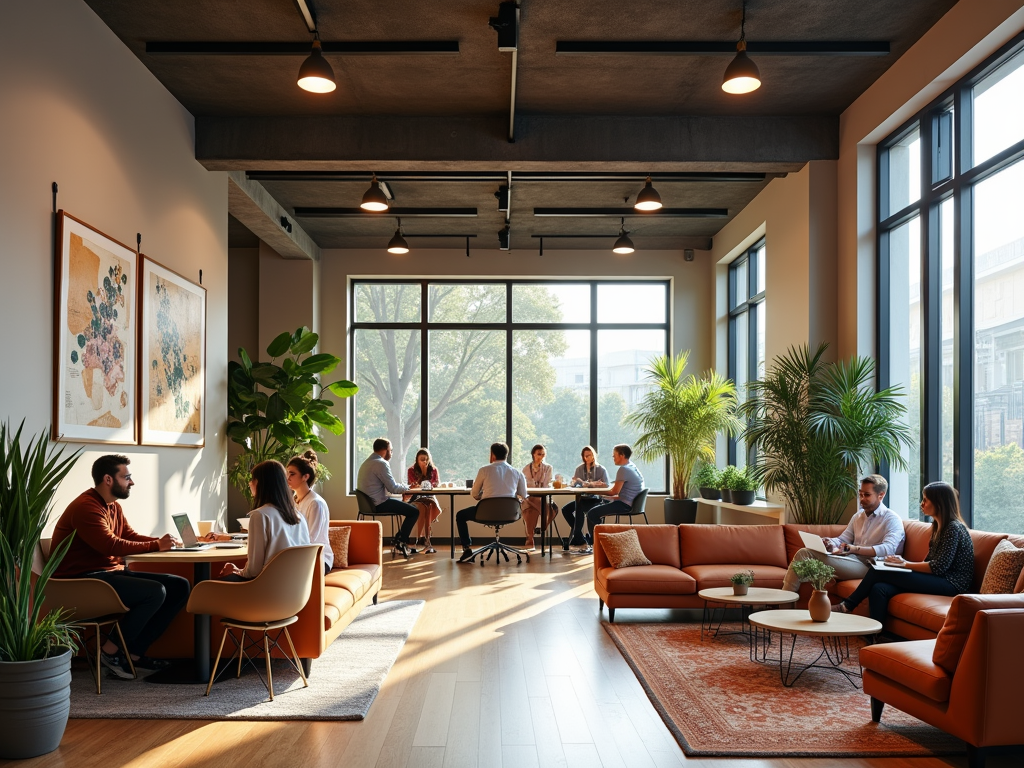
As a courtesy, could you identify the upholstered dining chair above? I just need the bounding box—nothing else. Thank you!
[466,497,530,566]
[186,544,322,700]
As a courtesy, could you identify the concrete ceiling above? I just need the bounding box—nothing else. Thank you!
[86,0,958,252]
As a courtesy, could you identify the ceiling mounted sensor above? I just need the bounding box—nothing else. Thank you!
[612,218,635,254]
[723,1,761,94]
[297,38,337,92]
[360,175,390,212]
[634,176,663,211]
[387,218,410,254]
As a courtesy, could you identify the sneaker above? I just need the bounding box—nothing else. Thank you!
[132,656,172,672]
[458,548,476,564]
[571,545,593,555]
[100,651,135,680]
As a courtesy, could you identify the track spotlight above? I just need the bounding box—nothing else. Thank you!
[722,1,761,94]
[612,218,634,254]
[360,174,390,212]
[387,218,409,254]
[498,225,511,251]
[634,176,663,211]
[297,38,337,93]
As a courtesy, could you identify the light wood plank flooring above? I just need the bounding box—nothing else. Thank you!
[5,551,1018,768]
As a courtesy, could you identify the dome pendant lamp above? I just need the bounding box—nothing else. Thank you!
[722,1,761,94]
[297,38,337,94]
[634,175,663,211]
[361,174,390,212]
[612,218,635,254]
[387,218,410,254]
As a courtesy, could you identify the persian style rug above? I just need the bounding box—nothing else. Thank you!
[70,600,423,720]
[603,622,965,758]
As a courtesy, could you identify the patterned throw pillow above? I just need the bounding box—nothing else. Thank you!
[600,529,652,569]
[979,539,1024,594]
[327,526,351,571]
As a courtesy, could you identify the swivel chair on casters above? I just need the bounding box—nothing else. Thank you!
[465,497,530,566]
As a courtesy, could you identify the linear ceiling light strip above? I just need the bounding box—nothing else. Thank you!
[533,207,728,217]
[555,41,889,55]
[146,41,460,55]
[245,171,768,183]
[293,207,478,217]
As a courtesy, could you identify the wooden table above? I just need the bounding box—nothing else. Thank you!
[697,498,786,524]
[532,486,613,556]
[697,587,800,643]
[125,544,248,681]
[748,609,882,687]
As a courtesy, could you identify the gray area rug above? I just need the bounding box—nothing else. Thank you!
[69,600,424,721]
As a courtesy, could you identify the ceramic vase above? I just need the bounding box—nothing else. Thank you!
[732,583,749,596]
[808,589,832,622]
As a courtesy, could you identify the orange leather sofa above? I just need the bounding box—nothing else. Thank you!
[593,521,1024,636]
[860,594,1024,767]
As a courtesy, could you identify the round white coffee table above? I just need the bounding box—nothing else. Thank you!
[697,587,800,644]
[748,609,882,687]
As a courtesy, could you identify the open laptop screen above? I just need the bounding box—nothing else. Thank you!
[171,514,199,547]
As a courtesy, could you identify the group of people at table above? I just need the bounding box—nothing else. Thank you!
[43,452,974,681]
[355,438,647,561]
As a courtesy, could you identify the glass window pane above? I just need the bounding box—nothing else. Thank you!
[756,245,766,295]
[973,51,1024,167]
[512,284,591,323]
[427,330,506,484]
[887,216,922,518]
[353,329,421,478]
[512,330,590,478]
[428,283,505,323]
[973,158,1024,534]
[733,312,749,470]
[735,260,749,303]
[354,283,420,323]
[596,330,666,492]
[756,300,766,381]
[597,283,666,324]
[932,107,954,185]
[886,126,921,218]
[940,198,955,485]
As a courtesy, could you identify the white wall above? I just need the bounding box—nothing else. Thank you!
[0,0,228,534]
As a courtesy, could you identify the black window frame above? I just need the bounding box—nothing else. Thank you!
[727,238,766,466]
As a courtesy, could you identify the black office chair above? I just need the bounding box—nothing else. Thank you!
[355,489,403,559]
[465,497,530,566]
[596,489,650,525]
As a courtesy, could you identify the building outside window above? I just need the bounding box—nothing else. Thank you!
[350,280,669,493]
[878,35,1024,533]
[728,239,766,468]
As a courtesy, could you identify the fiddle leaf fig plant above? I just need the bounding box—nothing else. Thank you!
[227,327,358,503]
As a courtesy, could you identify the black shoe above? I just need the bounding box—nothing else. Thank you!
[394,541,417,558]
[100,651,135,680]
[133,656,172,672]
[458,548,475,564]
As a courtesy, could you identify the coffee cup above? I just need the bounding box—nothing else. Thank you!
[197,520,213,536]
[465,479,473,488]
[421,481,432,491]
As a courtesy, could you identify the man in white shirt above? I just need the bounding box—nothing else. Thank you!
[456,442,527,563]
[781,474,905,593]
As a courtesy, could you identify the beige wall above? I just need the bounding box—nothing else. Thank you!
[1,0,228,534]
[257,241,316,359]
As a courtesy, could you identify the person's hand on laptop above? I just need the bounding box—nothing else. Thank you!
[199,532,233,542]
[156,533,176,551]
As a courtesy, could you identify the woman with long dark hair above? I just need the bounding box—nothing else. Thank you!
[406,448,443,553]
[221,460,310,580]
[287,450,332,574]
[838,481,974,625]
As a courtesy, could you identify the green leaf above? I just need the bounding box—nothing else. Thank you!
[266,331,292,358]
[279,393,307,412]
[308,410,345,435]
[327,380,359,398]
[290,330,319,356]
[250,364,283,387]
[287,380,315,397]
[298,353,339,375]
[226,422,251,441]
[238,347,253,372]
[308,436,329,453]
[266,393,286,423]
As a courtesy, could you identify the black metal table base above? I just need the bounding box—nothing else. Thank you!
[751,625,866,688]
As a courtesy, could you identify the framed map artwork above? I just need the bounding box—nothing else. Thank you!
[53,211,137,444]
[139,257,206,447]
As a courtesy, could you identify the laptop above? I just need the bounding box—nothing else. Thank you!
[798,530,851,556]
[170,514,215,551]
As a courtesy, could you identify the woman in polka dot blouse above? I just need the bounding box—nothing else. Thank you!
[837,481,974,626]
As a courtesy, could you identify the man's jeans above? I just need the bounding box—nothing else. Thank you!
[79,569,190,655]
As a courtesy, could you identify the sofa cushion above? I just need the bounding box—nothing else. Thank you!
[932,593,1024,674]
[902,520,934,562]
[322,585,355,631]
[682,564,788,590]
[595,525,681,568]
[328,525,351,569]
[860,640,952,702]
[599,529,652,569]
[980,539,1024,594]
[783,524,846,562]
[325,567,374,602]
[887,593,954,634]
[969,529,1010,591]
[680,525,788,568]
[597,565,697,595]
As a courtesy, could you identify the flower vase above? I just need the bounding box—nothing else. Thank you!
[732,583,749,596]
[808,589,832,622]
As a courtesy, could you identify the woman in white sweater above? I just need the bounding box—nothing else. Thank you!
[287,450,333,574]
[221,460,310,580]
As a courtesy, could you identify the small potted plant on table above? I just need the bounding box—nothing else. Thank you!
[695,463,721,500]
[730,569,755,596]
[791,559,837,622]
[730,466,757,505]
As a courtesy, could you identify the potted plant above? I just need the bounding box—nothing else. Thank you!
[0,422,82,759]
[695,463,721,500]
[730,569,755,596]
[730,466,757,506]
[791,558,836,622]
[227,326,358,514]
[626,351,742,525]
[719,465,743,503]
[741,342,913,524]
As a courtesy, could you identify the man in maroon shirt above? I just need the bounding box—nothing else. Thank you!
[51,455,189,678]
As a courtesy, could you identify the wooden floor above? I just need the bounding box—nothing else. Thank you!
[6,551,1016,768]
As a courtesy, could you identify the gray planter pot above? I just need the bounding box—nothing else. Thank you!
[720,488,733,503]
[0,648,72,759]
[664,497,698,525]
[731,490,756,505]
[699,487,721,500]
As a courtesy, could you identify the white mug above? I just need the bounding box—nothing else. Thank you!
[421,481,432,491]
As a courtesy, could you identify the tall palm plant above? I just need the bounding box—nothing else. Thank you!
[740,343,913,525]
[627,351,743,500]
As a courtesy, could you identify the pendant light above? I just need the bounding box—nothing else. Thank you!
[387,218,410,254]
[297,38,337,94]
[634,175,663,211]
[612,218,635,254]
[361,174,390,212]
[722,1,761,94]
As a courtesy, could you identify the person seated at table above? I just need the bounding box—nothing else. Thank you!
[286,450,332,575]
[357,438,420,558]
[562,445,609,548]
[221,460,310,581]
[579,444,646,555]
[51,454,188,679]
[521,444,559,551]
[781,474,904,593]
[456,442,527,563]
[837,481,974,626]
[406,448,443,554]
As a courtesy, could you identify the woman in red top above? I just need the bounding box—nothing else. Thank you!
[406,448,443,553]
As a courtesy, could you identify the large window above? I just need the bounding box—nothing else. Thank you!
[878,34,1024,533]
[728,239,766,467]
[351,281,669,492]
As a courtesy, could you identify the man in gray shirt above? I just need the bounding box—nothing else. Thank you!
[356,438,420,557]
[781,474,905,592]
[456,442,527,562]
[578,444,646,554]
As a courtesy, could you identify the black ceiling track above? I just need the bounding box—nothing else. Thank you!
[248,171,768,183]
[556,41,889,56]
[533,207,729,218]
[146,41,460,55]
[293,207,478,218]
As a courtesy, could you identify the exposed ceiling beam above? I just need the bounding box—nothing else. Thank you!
[145,41,460,55]
[534,207,729,218]
[227,171,320,260]
[555,41,890,55]
[293,207,478,217]
[245,170,770,183]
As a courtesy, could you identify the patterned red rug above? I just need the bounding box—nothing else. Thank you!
[603,622,966,758]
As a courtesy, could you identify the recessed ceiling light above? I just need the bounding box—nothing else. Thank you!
[722,2,760,94]
[297,39,337,93]
[361,175,390,212]
[634,176,663,211]
[387,219,409,254]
